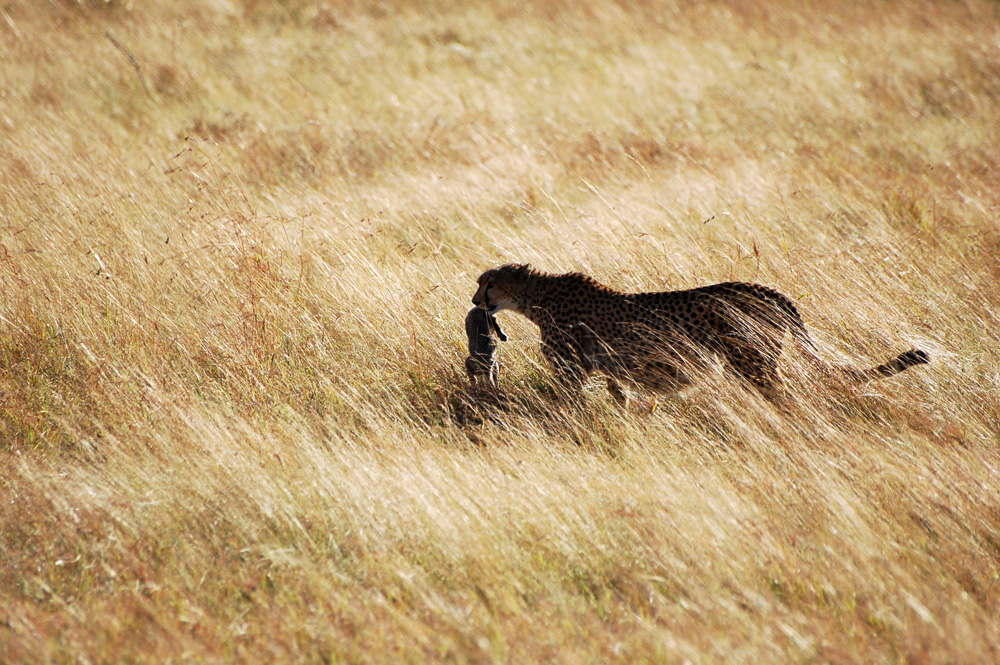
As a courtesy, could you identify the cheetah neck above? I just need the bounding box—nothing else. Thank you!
[508,270,549,325]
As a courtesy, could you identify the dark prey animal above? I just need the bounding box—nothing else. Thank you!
[464,306,508,390]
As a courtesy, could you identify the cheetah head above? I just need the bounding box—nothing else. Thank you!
[472,263,533,315]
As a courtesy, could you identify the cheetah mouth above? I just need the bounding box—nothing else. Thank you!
[478,296,497,314]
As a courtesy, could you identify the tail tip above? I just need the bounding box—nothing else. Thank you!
[903,348,930,365]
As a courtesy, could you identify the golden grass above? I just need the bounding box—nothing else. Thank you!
[2,0,999,662]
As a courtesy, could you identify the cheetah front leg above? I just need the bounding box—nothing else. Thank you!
[540,341,590,399]
[552,358,590,397]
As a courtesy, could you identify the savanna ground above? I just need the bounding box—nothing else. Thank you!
[2,0,1000,663]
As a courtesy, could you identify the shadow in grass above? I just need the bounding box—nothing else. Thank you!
[403,362,641,455]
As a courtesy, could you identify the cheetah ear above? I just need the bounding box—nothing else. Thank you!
[488,313,508,342]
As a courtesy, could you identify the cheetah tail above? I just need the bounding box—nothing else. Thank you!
[787,319,929,383]
[781,295,929,383]
[845,348,930,382]
[799,344,930,383]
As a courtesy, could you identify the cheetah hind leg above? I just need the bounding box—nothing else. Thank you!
[723,345,789,404]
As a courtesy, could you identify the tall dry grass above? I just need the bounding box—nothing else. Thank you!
[2,0,999,663]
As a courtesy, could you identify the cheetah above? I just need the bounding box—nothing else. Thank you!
[471,263,929,401]
[464,306,508,390]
